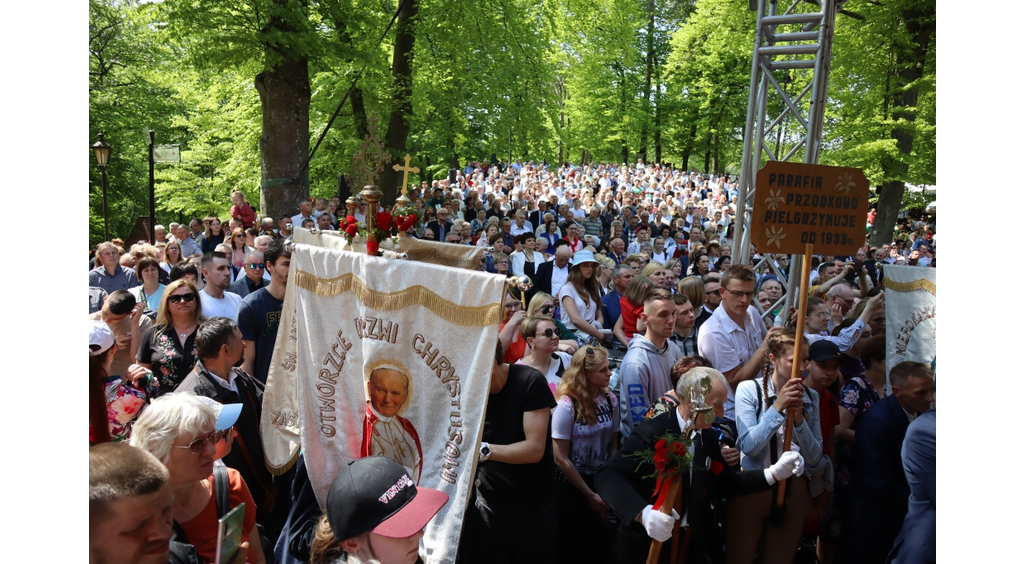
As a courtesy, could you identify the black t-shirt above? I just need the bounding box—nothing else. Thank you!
[237,287,284,384]
[476,364,557,506]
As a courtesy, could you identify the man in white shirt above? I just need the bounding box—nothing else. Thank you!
[290,197,314,228]
[198,251,242,321]
[697,265,780,419]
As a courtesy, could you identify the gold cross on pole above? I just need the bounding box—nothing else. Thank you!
[393,154,420,196]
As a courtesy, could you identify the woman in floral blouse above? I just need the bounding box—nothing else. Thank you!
[136,279,206,396]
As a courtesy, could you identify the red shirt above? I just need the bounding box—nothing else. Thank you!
[501,321,528,364]
[231,203,256,228]
[179,467,258,563]
[619,296,643,341]
[818,388,839,456]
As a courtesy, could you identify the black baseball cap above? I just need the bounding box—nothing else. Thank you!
[807,340,842,363]
[326,457,449,541]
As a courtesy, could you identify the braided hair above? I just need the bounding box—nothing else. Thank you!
[762,328,798,410]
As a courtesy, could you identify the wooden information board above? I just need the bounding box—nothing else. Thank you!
[751,161,869,256]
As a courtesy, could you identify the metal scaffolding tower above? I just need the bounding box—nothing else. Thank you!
[731,0,840,321]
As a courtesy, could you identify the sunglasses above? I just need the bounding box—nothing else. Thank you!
[247,263,265,270]
[540,305,554,315]
[168,293,196,304]
[534,328,556,338]
[173,429,231,454]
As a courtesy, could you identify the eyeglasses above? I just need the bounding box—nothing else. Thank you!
[814,311,831,319]
[504,301,522,310]
[173,429,231,454]
[247,263,265,270]
[722,288,754,299]
[168,293,197,304]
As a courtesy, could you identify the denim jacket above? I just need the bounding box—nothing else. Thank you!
[735,377,823,473]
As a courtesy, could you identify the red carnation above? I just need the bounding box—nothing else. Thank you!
[345,215,356,224]
[670,441,688,457]
[376,212,393,230]
[345,225,358,237]
[710,459,724,475]
[653,450,667,472]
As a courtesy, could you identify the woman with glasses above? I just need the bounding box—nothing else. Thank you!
[162,239,184,275]
[795,294,884,355]
[526,292,580,354]
[551,344,619,563]
[132,393,265,564]
[136,280,206,396]
[229,228,250,270]
[516,315,573,396]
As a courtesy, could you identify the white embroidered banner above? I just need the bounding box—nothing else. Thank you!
[261,242,504,564]
[882,265,936,393]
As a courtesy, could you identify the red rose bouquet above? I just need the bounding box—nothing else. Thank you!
[627,430,694,511]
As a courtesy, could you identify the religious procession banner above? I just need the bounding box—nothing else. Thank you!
[882,264,936,392]
[261,242,505,564]
[293,226,486,270]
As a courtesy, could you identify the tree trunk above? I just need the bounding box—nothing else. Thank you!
[378,0,418,206]
[870,4,934,248]
[639,4,655,160]
[333,20,369,140]
[681,122,697,172]
[712,132,720,174]
[654,69,662,164]
[256,52,311,222]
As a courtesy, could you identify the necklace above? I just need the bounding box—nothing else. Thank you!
[174,322,196,339]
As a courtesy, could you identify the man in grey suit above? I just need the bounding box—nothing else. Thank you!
[228,250,268,299]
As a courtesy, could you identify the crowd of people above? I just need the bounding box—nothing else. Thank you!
[89,161,936,564]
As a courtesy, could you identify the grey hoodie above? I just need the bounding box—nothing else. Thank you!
[618,334,683,439]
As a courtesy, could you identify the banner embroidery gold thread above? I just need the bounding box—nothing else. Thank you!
[294,270,502,326]
[882,277,936,296]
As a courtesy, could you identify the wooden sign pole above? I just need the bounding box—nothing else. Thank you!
[776,242,813,507]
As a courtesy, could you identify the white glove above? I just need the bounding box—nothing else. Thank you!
[768,450,805,483]
[641,504,680,542]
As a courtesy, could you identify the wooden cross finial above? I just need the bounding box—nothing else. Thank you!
[393,154,421,196]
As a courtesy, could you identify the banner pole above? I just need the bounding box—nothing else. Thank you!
[776,242,813,507]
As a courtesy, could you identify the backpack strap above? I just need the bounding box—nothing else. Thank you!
[755,380,763,419]
[213,463,230,519]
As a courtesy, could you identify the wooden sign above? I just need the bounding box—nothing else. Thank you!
[752,161,869,255]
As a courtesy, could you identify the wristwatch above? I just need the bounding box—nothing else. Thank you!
[479,442,492,462]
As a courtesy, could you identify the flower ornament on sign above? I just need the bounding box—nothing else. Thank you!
[835,172,855,195]
[764,188,785,211]
[765,224,787,249]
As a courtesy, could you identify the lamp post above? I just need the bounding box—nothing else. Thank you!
[92,132,112,241]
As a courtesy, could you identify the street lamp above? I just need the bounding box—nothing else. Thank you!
[92,132,112,241]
